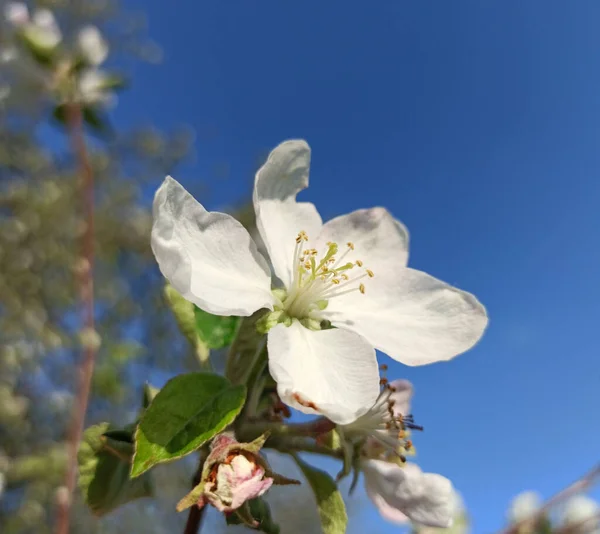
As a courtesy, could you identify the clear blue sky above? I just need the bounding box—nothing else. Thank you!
[118,1,600,531]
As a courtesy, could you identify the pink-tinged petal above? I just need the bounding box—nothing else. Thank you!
[365,480,409,524]
[362,459,454,528]
[208,456,274,512]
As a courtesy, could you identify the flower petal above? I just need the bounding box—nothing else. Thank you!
[253,140,322,289]
[409,472,454,528]
[323,268,487,366]
[152,176,274,316]
[362,460,454,528]
[267,320,379,425]
[314,207,409,269]
[365,483,409,525]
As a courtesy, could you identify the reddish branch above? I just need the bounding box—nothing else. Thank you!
[183,451,209,534]
[54,103,96,534]
[496,464,600,534]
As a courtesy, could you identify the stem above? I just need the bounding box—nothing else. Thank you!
[183,451,209,534]
[495,464,600,534]
[270,438,344,460]
[241,417,336,441]
[54,103,96,534]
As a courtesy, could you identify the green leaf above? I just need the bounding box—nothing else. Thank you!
[131,373,246,477]
[293,456,348,534]
[78,423,153,517]
[164,284,210,366]
[194,306,240,349]
[142,383,160,409]
[226,498,280,534]
[83,107,112,135]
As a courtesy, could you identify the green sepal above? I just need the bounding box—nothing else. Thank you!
[226,498,280,533]
[78,423,153,517]
[293,456,348,534]
[176,481,205,512]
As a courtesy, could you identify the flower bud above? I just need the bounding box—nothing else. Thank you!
[177,433,299,514]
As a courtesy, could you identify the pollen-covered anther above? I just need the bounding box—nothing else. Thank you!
[379,377,388,386]
[332,279,340,285]
[347,242,355,250]
[366,269,374,278]
[296,230,309,243]
[359,283,366,294]
[341,274,349,281]
[356,260,363,267]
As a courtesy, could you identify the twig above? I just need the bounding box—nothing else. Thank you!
[54,103,97,534]
[496,464,600,534]
[184,452,209,534]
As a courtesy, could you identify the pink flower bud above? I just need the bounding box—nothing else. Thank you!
[177,433,298,515]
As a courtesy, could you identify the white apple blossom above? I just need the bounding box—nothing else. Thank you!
[4,3,62,50]
[151,140,488,424]
[77,69,114,106]
[508,491,542,524]
[561,495,600,533]
[363,459,455,528]
[77,25,108,66]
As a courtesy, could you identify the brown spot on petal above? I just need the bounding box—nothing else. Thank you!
[292,392,319,411]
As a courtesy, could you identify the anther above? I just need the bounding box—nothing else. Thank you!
[359,283,365,294]
[366,269,374,278]
[380,364,388,371]
[379,378,388,386]
[332,278,340,285]
[347,242,355,250]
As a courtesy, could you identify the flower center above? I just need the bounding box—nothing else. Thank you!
[343,377,422,461]
[280,231,374,320]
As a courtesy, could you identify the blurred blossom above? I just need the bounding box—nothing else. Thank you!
[0,46,18,63]
[78,69,115,106]
[415,490,469,534]
[507,491,542,524]
[561,495,600,533]
[362,459,455,528]
[4,2,28,26]
[5,4,63,51]
[77,25,109,66]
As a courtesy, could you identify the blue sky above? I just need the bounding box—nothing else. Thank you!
[118,1,600,531]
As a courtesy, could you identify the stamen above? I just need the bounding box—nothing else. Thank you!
[359,283,365,294]
[347,242,355,250]
[366,269,374,278]
[355,260,363,267]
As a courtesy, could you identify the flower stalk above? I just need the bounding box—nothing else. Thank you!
[54,101,97,534]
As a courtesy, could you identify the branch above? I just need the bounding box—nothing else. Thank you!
[54,103,97,534]
[184,451,209,534]
[496,464,600,534]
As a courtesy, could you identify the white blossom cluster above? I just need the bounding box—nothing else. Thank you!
[2,2,115,106]
[151,139,489,527]
[509,490,600,533]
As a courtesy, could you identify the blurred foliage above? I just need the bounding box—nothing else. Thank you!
[0,2,334,533]
[0,0,196,532]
